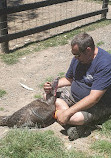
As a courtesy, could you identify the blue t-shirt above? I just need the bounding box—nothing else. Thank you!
[66,48,111,106]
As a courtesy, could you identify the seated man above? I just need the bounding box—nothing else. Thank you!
[44,32,111,140]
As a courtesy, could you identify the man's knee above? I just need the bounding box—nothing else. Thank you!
[69,111,93,125]
[69,112,85,125]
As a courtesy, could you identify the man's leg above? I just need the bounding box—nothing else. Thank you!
[54,88,89,140]
[55,88,91,126]
[56,91,111,126]
[55,98,69,111]
[55,88,111,140]
[67,112,88,125]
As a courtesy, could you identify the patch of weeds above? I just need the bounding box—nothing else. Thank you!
[45,76,54,82]
[39,77,54,88]
[0,129,86,158]
[108,50,111,54]
[86,0,103,4]
[0,107,4,111]
[82,20,111,32]
[101,118,111,136]
[0,89,6,98]
[37,36,68,48]
[34,94,42,99]
[32,35,69,55]
[90,155,105,158]
[38,74,65,89]
[0,53,18,65]
[1,49,31,65]
[96,41,104,47]
[91,140,111,157]
[58,72,65,78]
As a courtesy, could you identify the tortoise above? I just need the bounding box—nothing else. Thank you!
[0,78,59,128]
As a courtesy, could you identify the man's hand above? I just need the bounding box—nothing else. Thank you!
[44,82,52,94]
[56,109,70,126]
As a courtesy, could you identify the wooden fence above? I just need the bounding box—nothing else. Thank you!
[0,0,109,53]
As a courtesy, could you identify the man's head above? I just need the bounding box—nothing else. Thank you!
[71,33,95,64]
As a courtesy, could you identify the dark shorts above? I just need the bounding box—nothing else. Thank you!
[57,87,111,124]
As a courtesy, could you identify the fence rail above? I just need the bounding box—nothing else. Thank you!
[0,8,108,43]
[0,0,109,53]
[0,0,74,15]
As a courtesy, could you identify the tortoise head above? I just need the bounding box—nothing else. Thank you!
[46,77,60,105]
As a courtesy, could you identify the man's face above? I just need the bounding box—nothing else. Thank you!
[71,44,93,64]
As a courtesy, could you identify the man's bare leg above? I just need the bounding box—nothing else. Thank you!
[55,98,85,125]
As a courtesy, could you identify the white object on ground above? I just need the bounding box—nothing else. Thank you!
[20,83,34,91]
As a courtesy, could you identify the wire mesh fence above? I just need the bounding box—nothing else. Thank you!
[0,0,110,53]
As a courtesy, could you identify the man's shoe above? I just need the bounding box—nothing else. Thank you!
[67,126,79,141]
[67,126,89,141]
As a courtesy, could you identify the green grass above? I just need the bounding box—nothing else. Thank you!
[0,120,111,158]
[101,118,111,136]
[108,50,111,54]
[91,140,111,157]
[38,72,65,88]
[0,107,4,111]
[96,41,104,47]
[39,77,54,88]
[0,89,6,98]
[87,0,111,5]
[0,129,86,158]
[0,49,31,65]
[58,72,65,78]
[0,20,111,65]
[86,0,103,4]
[88,0,111,5]
[90,118,111,157]
[34,94,42,99]
[0,116,111,158]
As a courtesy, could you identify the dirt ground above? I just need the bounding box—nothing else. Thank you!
[0,5,111,153]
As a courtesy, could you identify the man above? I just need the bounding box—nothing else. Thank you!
[44,32,111,140]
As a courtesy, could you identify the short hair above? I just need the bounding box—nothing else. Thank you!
[71,32,95,53]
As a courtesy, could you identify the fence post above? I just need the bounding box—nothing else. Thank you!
[101,0,109,19]
[0,0,9,53]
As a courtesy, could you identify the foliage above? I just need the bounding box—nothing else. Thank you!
[0,107,4,111]
[91,140,111,157]
[108,50,111,54]
[90,118,111,157]
[39,77,54,88]
[0,49,31,65]
[34,94,42,99]
[0,89,6,98]
[38,72,65,89]
[58,72,65,78]
[101,118,111,136]
[96,41,104,47]
[0,129,86,158]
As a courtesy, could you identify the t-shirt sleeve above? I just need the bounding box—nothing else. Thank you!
[91,64,111,90]
[65,58,74,79]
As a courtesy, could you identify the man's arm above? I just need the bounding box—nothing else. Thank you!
[58,77,72,88]
[57,89,107,124]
